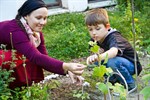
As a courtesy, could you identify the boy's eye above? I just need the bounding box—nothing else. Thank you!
[88,28,93,31]
[96,27,101,30]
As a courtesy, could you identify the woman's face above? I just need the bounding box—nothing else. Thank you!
[25,7,48,32]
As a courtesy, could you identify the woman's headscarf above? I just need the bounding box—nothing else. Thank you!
[17,0,47,18]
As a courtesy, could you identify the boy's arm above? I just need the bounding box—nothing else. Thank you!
[100,47,118,60]
[87,47,118,64]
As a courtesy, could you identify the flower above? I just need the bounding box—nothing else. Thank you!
[134,18,138,22]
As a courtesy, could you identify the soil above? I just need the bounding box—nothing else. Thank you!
[44,56,150,100]
[44,57,87,100]
[50,77,82,100]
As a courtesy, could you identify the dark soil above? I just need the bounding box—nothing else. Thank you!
[50,77,82,100]
[44,57,87,100]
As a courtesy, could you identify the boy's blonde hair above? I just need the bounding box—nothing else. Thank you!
[85,8,109,27]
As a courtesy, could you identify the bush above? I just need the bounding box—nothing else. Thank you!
[109,1,150,52]
[0,68,14,100]
[116,0,149,11]
[43,13,90,61]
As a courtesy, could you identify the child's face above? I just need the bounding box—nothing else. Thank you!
[87,24,109,42]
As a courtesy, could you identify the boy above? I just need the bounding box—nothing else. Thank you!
[85,8,142,93]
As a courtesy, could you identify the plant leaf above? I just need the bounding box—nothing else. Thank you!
[90,45,99,53]
[93,65,107,78]
[141,74,150,82]
[140,86,150,100]
[97,82,108,94]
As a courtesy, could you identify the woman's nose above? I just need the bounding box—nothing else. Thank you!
[40,19,46,25]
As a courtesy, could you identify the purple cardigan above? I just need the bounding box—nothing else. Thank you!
[0,19,65,75]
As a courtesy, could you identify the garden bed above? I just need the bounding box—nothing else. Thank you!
[44,55,150,100]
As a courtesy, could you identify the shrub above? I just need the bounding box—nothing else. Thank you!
[43,13,90,61]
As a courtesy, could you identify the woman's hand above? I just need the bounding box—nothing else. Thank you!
[68,71,84,85]
[86,54,99,65]
[63,63,86,75]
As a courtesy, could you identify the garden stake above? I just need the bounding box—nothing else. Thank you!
[106,69,128,100]
[131,0,139,98]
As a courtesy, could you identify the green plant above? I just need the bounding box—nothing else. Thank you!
[0,44,51,100]
[115,0,149,11]
[11,82,50,100]
[73,90,90,100]
[0,68,14,100]
[0,44,15,100]
[113,0,150,52]
[140,64,150,100]
[87,41,126,100]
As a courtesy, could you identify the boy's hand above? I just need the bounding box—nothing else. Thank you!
[86,54,99,65]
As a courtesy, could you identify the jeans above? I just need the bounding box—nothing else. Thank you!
[106,57,135,84]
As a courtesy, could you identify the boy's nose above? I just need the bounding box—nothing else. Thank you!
[92,30,96,35]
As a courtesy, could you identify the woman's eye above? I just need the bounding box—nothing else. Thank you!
[36,17,41,20]
[44,17,47,20]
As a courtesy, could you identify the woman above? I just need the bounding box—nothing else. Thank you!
[0,0,86,89]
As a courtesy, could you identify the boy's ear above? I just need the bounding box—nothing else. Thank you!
[106,24,110,29]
